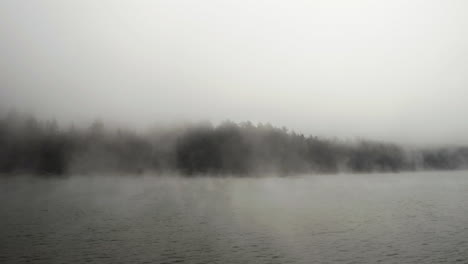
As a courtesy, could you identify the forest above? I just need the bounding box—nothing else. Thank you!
[1,112,468,176]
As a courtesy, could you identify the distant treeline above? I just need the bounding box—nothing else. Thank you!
[1,112,468,176]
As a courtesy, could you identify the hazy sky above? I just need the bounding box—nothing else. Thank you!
[1,0,467,145]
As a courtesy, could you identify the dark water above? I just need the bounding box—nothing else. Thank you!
[2,171,468,264]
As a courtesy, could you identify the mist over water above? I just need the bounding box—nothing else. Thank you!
[2,1,468,263]
[2,113,468,177]
[2,171,468,263]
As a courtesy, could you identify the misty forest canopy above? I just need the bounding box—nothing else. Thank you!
[1,112,468,176]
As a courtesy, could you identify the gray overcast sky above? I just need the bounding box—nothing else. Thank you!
[1,0,467,145]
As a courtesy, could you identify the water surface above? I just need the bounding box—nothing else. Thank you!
[1,171,468,263]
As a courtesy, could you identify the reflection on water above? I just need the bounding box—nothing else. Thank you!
[2,171,468,263]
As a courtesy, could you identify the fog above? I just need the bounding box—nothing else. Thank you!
[3,113,468,176]
[1,0,468,145]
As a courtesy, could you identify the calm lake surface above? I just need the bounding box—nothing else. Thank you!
[2,171,468,264]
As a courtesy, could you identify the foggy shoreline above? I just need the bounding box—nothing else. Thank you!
[2,112,468,177]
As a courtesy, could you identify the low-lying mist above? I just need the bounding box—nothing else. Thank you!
[2,111,468,176]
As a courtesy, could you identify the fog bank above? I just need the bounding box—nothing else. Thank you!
[1,0,468,145]
[2,113,468,176]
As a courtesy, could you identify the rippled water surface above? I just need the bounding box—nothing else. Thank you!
[2,171,468,263]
